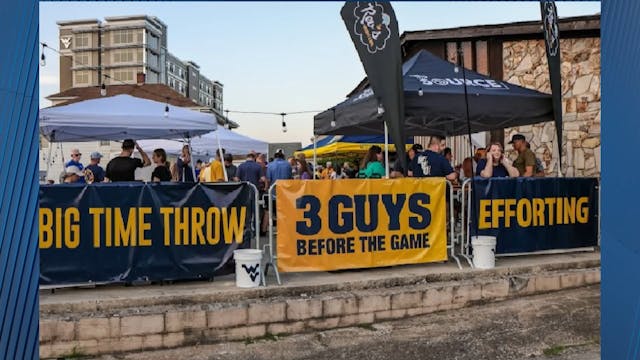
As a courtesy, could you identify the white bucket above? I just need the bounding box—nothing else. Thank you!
[233,249,263,288]
[471,236,497,269]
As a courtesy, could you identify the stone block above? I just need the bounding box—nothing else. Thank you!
[120,314,164,336]
[141,334,163,349]
[560,272,586,289]
[40,319,76,342]
[77,317,119,340]
[374,309,406,321]
[40,340,99,359]
[358,294,391,314]
[339,312,374,327]
[422,286,454,307]
[452,283,482,304]
[406,307,436,317]
[267,321,306,335]
[307,317,340,330]
[535,274,562,292]
[223,325,267,341]
[207,306,248,329]
[286,299,323,321]
[163,332,186,348]
[248,302,286,324]
[391,291,422,310]
[481,280,510,299]
[584,269,601,284]
[323,296,359,317]
[96,336,143,354]
[165,310,207,333]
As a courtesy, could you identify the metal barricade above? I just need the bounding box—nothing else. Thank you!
[263,182,282,286]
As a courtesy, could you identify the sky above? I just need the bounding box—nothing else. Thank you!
[39,1,600,146]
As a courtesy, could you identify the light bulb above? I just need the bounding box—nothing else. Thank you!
[330,120,336,127]
[164,105,169,118]
[282,123,288,133]
[377,104,385,115]
[454,66,459,73]
[40,54,46,67]
[100,83,107,96]
[418,88,424,96]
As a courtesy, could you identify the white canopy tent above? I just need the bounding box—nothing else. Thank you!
[39,94,217,142]
[39,94,219,181]
[138,127,269,158]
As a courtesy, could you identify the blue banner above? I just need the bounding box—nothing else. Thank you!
[39,182,255,285]
[470,178,598,254]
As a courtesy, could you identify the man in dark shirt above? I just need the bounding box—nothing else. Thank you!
[391,144,423,178]
[105,139,151,182]
[224,153,237,180]
[234,153,265,188]
[85,151,105,183]
[409,136,457,180]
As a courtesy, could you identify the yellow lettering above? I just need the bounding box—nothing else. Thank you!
[191,207,206,245]
[544,198,555,226]
[175,208,189,245]
[65,207,80,249]
[39,208,54,249]
[564,197,576,224]
[160,207,173,246]
[516,199,532,227]
[491,199,504,228]
[556,197,563,225]
[533,198,545,226]
[504,199,516,228]
[478,200,491,229]
[105,207,112,247]
[223,207,246,244]
[55,207,63,248]
[138,207,152,246]
[576,197,589,223]
[114,208,136,247]
[89,208,104,248]
[206,207,221,245]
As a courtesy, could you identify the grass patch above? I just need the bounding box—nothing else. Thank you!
[543,344,566,356]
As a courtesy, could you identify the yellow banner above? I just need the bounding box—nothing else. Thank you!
[276,178,447,272]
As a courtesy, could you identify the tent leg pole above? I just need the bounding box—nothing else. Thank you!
[313,135,317,173]
[384,122,389,178]
[188,138,196,182]
[45,141,53,181]
[216,132,228,181]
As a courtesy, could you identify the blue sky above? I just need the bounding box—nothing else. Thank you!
[39,1,600,145]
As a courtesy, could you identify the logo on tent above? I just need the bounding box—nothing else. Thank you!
[353,2,391,54]
[409,75,510,90]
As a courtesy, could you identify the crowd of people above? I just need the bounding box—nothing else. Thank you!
[58,133,545,186]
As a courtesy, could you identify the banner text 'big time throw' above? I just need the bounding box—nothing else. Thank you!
[276,178,448,272]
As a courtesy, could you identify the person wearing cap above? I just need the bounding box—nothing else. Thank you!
[85,151,105,183]
[509,134,536,177]
[62,165,84,184]
[105,139,151,182]
[409,136,457,180]
[64,148,85,183]
[265,149,292,188]
[391,143,423,178]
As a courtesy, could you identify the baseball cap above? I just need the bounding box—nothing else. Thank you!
[65,165,84,176]
[274,148,285,157]
[508,134,526,144]
[90,151,103,159]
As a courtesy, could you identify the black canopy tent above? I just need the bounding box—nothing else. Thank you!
[315,50,554,137]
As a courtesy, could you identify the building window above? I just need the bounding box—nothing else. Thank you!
[112,29,135,45]
[75,71,89,84]
[113,49,135,64]
[113,69,134,82]
[74,52,90,66]
[75,33,89,48]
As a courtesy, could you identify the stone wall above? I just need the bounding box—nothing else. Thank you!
[503,37,601,177]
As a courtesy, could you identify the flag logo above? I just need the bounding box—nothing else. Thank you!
[543,2,560,57]
[353,2,391,54]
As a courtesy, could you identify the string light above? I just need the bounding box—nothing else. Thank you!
[418,87,424,96]
[330,108,336,127]
[40,43,46,67]
[280,113,287,133]
[377,103,385,115]
[164,97,170,118]
[100,83,107,97]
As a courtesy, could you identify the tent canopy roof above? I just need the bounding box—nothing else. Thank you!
[314,50,553,137]
[39,94,218,142]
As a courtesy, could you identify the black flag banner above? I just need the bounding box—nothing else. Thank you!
[341,2,407,173]
[541,0,563,175]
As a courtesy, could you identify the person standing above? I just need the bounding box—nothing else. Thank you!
[85,151,105,183]
[358,145,386,178]
[324,161,337,179]
[62,165,84,184]
[105,139,151,182]
[391,143,423,178]
[202,149,226,182]
[195,159,203,180]
[265,149,292,188]
[176,145,194,182]
[509,134,536,177]
[224,153,237,180]
[65,148,85,183]
[409,136,457,180]
[234,153,265,187]
[476,142,519,178]
[151,148,172,182]
[297,159,313,180]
